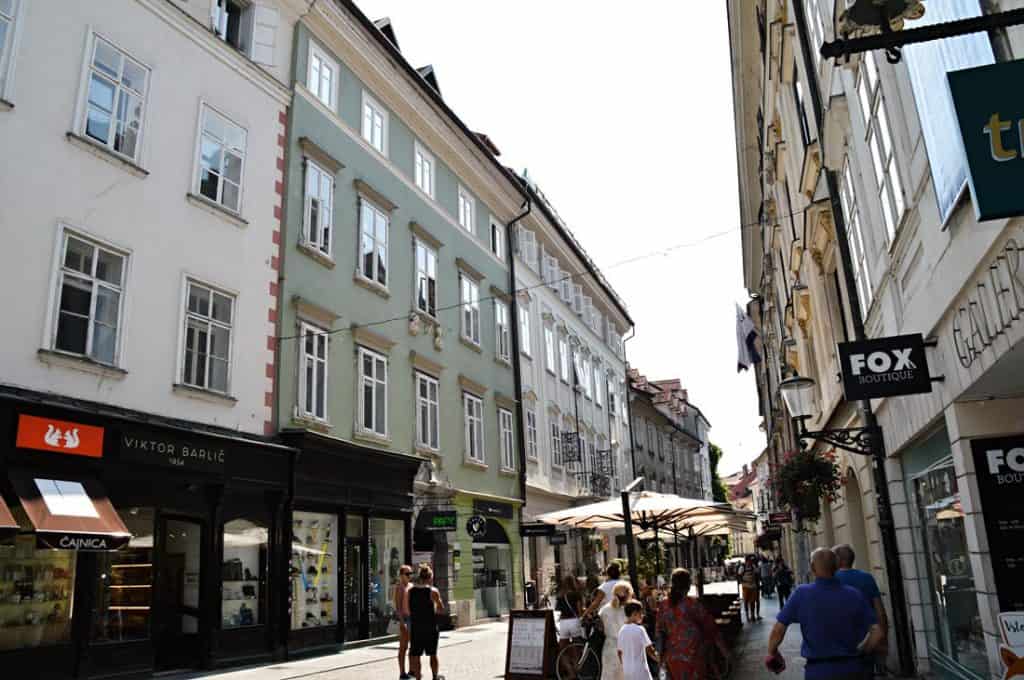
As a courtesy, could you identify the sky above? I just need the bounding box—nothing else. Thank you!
[353,1,762,475]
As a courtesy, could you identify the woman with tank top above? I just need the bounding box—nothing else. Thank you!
[408,564,445,680]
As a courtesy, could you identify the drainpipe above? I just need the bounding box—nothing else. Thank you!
[622,328,639,486]
[505,197,532,604]
[791,4,914,675]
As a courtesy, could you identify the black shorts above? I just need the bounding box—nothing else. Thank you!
[409,628,439,657]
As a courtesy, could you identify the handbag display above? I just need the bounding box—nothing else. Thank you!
[222,558,243,582]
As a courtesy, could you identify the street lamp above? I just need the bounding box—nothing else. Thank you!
[778,375,879,456]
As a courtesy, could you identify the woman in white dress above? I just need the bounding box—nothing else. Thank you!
[598,582,633,680]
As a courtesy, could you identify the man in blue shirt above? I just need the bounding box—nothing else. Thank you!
[834,544,889,674]
[767,548,882,680]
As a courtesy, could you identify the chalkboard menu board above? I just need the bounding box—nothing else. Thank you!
[505,609,557,679]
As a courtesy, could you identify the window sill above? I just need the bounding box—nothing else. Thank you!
[495,356,512,369]
[291,415,333,434]
[172,383,237,406]
[414,310,440,328]
[459,336,483,354]
[463,458,488,470]
[297,241,336,269]
[66,132,149,178]
[521,351,532,360]
[0,98,13,112]
[546,368,557,377]
[353,274,390,299]
[415,444,441,458]
[353,428,392,447]
[38,349,127,380]
[526,456,539,465]
[499,467,517,478]
[186,193,248,228]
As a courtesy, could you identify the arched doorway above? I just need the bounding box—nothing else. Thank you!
[844,469,871,567]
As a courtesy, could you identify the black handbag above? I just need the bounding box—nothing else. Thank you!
[222,558,243,581]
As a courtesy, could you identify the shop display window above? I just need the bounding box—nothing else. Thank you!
[221,519,267,630]
[290,511,337,630]
[0,534,76,651]
[368,518,404,638]
[914,461,990,678]
[92,507,154,643]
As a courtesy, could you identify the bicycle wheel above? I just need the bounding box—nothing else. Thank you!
[574,645,601,680]
[555,643,601,680]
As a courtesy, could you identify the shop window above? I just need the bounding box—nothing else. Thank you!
[290,511,338,630]
[221,518,267,629]
[0,533,76,651]
[368,518,404,638]
[92,507,154,643]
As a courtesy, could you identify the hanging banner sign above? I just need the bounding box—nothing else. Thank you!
[837,334,932,401]
[972,435,1024,614]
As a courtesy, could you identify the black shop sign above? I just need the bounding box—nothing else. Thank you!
[837,334,932,401]
[474,499,514,519]
[972,435,1024,613]
[120,428,227,473]
[520,523,556,537]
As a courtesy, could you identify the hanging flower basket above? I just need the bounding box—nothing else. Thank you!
[772,449,841,524]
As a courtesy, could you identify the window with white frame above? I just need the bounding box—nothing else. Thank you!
[519,304,531,357]
[499,408,515,470]
[460,274,480,345]
[196,105,246,213]
[805,0,826,66]
[0,0,20,95]
[551,421,563,467]
[581,356,592,399]
[415,372,439,451]
[856,51,905,242]
[414,239,437,317]
[525,407,538,460]
[464,392,484,463]
[211,0,254,53]
[298,323,328,419]
[53,232,126,365]
[358,347,387,437]
[358,198,389,287]
[182,281,233,393]
[490,220,504,260]
[840,159,873,316]
[303,160,333,256]
[544,324,556,374]
[308,42,337,110]
[495,299,511,362]
[594,365,603,407]
[458,187,474,233]
[558,334,570,382]
[414,142,434,198]
[81,35,149,161]
[361,91,387,154]
[607,377,616,415]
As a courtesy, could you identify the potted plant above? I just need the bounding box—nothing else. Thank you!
[773,449,841,525]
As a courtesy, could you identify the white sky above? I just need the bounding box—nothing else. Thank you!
[354,1,762,475]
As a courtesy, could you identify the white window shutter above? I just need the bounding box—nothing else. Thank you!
[211,0,226,37]
[561,270,572,303]
[582,295,593,322]
[251,4,279,66]
[547,256,560,292]
[573,285,584,315]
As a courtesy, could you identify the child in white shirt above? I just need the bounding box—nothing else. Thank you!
[617,601,659,680]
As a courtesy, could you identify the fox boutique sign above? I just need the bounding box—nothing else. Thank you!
[837,334,932,401]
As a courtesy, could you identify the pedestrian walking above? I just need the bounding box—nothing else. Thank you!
[773,558,794,609]
[598,582,634,680]
[834,544,889,672]
[760,555,774,598]
[555,575,585,646]
[766,548,883,680]
[656,568,728,680]
[737,555,761,622]
[394,564,414,680]
[618,600,659,680]
[584,562,626,618]
[407,564,446,680]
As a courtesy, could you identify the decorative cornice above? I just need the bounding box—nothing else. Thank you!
[293,295,340,327]
[495,392,517,410]
[455,257,485,282]
[410,350,444,377]
[351,324,396,353]
[298,136,344,174]
[354,178,398,212]
[489,285,511,303]
[458,373,487,396]
[409,221,444,250]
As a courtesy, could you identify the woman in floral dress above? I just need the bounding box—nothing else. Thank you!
[656,569,728,680]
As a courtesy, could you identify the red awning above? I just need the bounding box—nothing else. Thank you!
[9,473,131,551]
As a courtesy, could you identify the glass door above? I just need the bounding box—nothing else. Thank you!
[154,517,203,670]
[343,515,366,641]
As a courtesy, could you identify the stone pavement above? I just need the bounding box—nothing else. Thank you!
[727,586,806,680]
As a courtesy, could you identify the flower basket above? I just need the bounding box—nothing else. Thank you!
[773,449,841,524]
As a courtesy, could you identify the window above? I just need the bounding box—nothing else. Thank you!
[358,198,389,287]
[550,421,563,467]
[581,356,592,399]
[544,324,556,374]
[805,0,825,66]
[0,0,20,96]
[82,35,149,161]
[414,142,434,198]
[303,160,333,256]
[794,79,811,146]
[196,105,246,213]
[222,518,268,629]
[414,239,437,317]
[499,408,515,470]
[298,323,328,420]
[857,51,904,242]
[307,43,337,109]
[458,187,474,233]
[358,347,387,437]
[490,220,504,260]
[594,368,603,408]
[526,408,538,460]
[840,159,872,317]
[415,372,439,450]
[558,334,570,382]
[464,392,484,463]
[361,91,387,154]
[182,281,234,393]
[607,377,616,415]
[460,274,480,345]
[53,232,126,365]
[495,299,511,362]
[212,0,252,52]
[519,304,531,357]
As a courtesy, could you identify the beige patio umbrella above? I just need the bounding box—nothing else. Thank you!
[536,491,733,530]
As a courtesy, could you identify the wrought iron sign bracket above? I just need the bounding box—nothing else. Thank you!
[795,417,880,457]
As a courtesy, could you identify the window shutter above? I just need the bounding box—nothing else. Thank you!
[547,256,559,291]
[573,285,584,315]
[211,0,226,37]
[581,295,592,321]
[251,4,279,66]
[560,270,573,303]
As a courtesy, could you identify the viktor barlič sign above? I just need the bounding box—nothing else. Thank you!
[837,334,932,401]
[949,59,1024,221]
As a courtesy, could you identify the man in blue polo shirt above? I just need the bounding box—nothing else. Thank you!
[834,543,889,664]
[766,548,882,680]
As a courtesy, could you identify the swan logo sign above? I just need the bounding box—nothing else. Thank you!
[837,334,932,401]
[16,415,104,458]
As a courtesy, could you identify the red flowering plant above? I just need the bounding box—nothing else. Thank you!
[771,448,841,524]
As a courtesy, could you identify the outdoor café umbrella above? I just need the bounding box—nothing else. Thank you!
[535,491,732,530]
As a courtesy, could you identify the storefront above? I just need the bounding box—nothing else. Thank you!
[0,388,294,678]
[449,492,521,623]
[280,430,418,656]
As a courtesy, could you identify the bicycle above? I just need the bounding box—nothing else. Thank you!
[555,619,602,680]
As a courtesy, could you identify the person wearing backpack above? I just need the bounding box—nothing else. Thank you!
[774,558,794,608]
